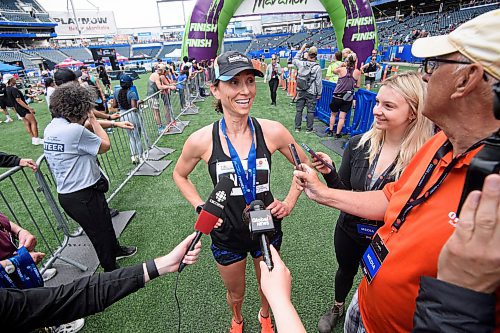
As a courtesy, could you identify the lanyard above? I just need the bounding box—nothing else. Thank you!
[220,117,257,205]
[391,140,483,231]
[364,146,396,191]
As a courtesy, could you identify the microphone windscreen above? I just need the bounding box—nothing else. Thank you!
[194,176,233,235]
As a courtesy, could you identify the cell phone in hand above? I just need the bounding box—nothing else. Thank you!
[300,143,335,172]
[288,143,302,169]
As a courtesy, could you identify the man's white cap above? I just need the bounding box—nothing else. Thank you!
[2,73,13,84]
[412,9,500,80]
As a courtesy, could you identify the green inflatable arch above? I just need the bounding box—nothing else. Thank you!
[182,0,377,64]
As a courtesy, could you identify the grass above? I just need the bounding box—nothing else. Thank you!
[0,75,361,333]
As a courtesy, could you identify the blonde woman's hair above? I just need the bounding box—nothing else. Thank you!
[357,71,434,178]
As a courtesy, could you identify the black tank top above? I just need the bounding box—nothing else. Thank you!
[208,117,282,252]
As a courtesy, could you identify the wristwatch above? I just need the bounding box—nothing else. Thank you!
[195,204,204,214]
[4,260,15,274]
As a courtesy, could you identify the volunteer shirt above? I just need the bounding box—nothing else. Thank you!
[357,131,500,332]
[43,118,101,194]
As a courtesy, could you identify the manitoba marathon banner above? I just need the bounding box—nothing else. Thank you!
[182,0,377,65]
[50,11,117,37]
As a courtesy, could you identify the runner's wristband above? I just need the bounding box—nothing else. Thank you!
[146,260,159,280]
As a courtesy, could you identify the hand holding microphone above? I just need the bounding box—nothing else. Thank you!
[246,200,275,271]
[178,176,233,272]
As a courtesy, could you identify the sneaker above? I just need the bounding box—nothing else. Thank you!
[327,130,333,137]
[158,125,166,135]
[318,303,345,333]
[109,208,119,218]
[42,268,57,282]
[335,134,342,139]
[306,129,314,133]
[295,128,301,133]
[53,318,85,333]
[116,246,137,260]
[5,118,13,123]
[229,318,244,333]
[32,137,41,145]
[258,310,274,333]
[37,138,44,145]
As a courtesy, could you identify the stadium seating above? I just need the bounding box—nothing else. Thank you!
[0,51,37,69]
[131,46,161,58]
[157,45,181,58]
[26,49,67,64]
[223,41,251,53]
[59,47,93,62]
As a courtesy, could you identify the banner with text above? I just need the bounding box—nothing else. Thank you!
[50,11,117,37]
[234,0,326,16]
[182,0,376,64]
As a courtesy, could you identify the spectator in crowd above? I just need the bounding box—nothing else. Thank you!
[97,65,111,95]
[79,66,107,112]
[111,75,143,164]
[147,64,174,134]
[173,51,306,333]
[0,74,16,123]
[44,78,55,107]
[294,9,500,332]
[327,52,361,138]
[325,52,343,83]
[176,65,189,111]
[44,83,137,273]
[0,232,201,332]
[364,49,381,65]
[264,54,282,106]
[53,68,132,135]
[293,44,322,133]
[4,74,43,145]
[0,151,37,171]
[315,72,434,332]
[360,56,382,91]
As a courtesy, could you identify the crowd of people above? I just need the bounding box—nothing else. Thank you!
[0,8,499,333]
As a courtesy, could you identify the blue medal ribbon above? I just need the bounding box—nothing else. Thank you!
[220,117,257,205]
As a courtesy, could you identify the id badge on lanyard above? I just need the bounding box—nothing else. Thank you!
[360,234,389,284]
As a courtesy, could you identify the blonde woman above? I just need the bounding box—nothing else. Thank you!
[314,72,435,332]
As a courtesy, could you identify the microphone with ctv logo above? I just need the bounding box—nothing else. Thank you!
[246,200,275,271]
[178,176,233,272]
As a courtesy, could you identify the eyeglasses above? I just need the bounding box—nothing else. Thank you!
[422,57,472,75]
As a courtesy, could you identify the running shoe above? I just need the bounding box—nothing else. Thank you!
[53,318,85,333]
[258,309,274,333]
[116,246,137,260]
[229,318,243,333]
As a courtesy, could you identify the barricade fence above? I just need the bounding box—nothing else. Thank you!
[0,81,205,279]
[314,80,376,136]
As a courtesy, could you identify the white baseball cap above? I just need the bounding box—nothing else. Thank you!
[2,73,14,84]
[412,9,500,80]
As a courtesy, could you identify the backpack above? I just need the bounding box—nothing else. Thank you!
[296,61,319,91]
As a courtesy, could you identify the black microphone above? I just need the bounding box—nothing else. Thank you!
[247,200,275,271]
[178,176,233,272]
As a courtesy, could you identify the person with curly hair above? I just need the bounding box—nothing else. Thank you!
[44,83,137,272]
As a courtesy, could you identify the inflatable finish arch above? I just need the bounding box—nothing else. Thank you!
[181,0,377,65]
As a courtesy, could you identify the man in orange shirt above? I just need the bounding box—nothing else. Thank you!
[294,9,500,332]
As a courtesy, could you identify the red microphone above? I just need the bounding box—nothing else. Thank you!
[178,176,233,272]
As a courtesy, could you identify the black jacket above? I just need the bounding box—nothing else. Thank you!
[322,135,393,240]
[0,264,145,332]
[413,276,496,333]
[0,152,21,168]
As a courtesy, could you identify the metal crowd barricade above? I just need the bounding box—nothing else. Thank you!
[180,77,199,115]
[0,165,87,276]
[315,80,377,136]
[191,71,205,103]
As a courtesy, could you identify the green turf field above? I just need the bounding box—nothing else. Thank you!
[0,75,359,333]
